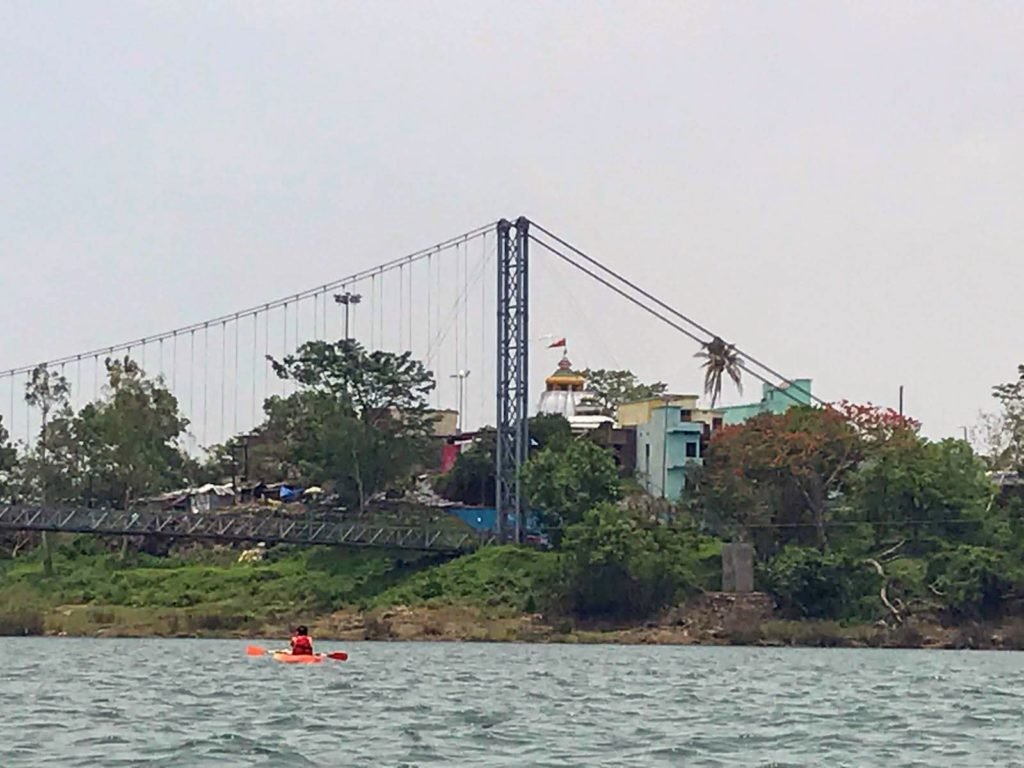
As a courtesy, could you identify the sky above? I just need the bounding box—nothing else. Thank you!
[1,1,1022,443]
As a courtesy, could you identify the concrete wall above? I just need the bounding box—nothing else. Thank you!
[722,542,755,592]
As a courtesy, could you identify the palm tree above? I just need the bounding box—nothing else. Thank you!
[695,336,743,407]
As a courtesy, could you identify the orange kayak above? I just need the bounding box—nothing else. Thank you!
[271,651,325,664]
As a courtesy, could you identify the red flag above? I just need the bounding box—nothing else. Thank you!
[547,338,566,348]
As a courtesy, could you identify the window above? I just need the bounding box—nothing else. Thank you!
[712,418,723,430]
[644,443,651,472]
[680,409,692,423]
[685,441,698,458]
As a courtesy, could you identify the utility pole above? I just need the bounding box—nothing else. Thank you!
[333,291,361,340]
[450,370,471,433]
[898,385,904,416]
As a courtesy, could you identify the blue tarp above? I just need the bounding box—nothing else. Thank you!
[448,506,542,534]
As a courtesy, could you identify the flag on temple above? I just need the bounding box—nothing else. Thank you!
[547,338,566,348]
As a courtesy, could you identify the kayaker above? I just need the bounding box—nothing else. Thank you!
[290,625,314,656]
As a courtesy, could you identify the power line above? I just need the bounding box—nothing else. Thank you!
[529,222,822,409]
[529,236,806,401]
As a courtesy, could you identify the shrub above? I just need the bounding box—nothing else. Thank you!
[926,545,1021,620]
[764,546,881,621]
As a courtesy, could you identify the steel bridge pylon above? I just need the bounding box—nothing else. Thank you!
[495,217,529,542]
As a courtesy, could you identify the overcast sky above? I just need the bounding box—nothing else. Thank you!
[2,1,1022,442]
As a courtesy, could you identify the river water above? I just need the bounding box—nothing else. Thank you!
[1,638,1022,766]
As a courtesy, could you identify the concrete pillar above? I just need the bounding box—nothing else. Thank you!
[722,542,754,592]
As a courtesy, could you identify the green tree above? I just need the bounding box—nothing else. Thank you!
[24,364,71,575]
[267,339,437,508]
[983,365,1024,470]
[0,415,16,503]
[764,545,882,621]
[76,356,192,508]
[925,545,1023,620]
[435,416,571,506]
[521,438,621,545]
[435,430,496,506]
[560,503,698,618]
[694,336,743,407]
[580,369,668,414]
[528,414,572,453]
[853,437,993,546]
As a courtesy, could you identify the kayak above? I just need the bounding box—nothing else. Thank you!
[271,651,325,664]
[246,645,348,662]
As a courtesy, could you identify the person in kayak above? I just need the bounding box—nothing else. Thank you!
[290,625,314,656]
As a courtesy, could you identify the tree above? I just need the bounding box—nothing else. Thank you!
[694,336,743,407]
[435,416,572,506]
[853,437,993,546]
[580,369,667,414]
[521,438,621,545]
[76,356,192,508]
[433,428,495,506]
[0,415,16,503]
[983,365,1024,470]
[270,339,435,431]
[266,339,437,508]
[764,545,881,621]
[528,414,572,453]
[560,503,699,618]
[701,402,919,551]
[24,364,71,576]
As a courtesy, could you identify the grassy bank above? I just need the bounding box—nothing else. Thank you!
[0,535,557,638]
[3,535,1024,651]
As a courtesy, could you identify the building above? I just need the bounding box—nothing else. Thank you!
[617,394,724,432]
[718,379,813,424]
[632,402,713,501]
[536,352,615,433]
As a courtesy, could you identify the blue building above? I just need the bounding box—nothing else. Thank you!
[634,405,707,501]
[719,379,813,424]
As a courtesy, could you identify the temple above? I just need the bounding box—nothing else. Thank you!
[535,351,614,433]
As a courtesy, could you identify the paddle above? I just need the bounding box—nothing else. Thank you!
[246,644,348,661]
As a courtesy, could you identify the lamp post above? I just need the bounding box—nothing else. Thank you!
[450,370,471,433]
[333,291,361,340]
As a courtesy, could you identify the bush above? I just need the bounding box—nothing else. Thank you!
[0,583,47,636]
[764,546,881,621]
[925,545,1024,620]
[559,504,702,620]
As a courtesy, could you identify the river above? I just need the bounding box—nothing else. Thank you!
[1,638,1022,766]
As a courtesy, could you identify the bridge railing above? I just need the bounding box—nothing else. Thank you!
[0,504,498,553]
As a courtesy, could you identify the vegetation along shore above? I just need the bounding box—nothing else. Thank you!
[3,339,1024,650]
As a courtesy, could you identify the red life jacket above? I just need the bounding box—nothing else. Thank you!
[290,634,313,655]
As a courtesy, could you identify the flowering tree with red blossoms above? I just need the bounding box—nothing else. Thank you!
[701,402,920,551]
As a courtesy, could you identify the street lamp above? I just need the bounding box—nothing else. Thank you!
[450,370,471,433]
[333,291,362,340]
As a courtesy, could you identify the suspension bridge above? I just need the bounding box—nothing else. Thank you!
[0,216,814,551]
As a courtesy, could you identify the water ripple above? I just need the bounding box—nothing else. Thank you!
[1,639,1023,765]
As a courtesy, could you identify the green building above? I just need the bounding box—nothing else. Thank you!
[719,379,813,424]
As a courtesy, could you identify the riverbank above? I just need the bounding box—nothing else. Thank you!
[22,593,1024,652]
[4,536,1024,651]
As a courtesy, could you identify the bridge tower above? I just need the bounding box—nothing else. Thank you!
[495,217,530,541]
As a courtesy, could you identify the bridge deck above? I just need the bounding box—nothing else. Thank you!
[0,505,496,553]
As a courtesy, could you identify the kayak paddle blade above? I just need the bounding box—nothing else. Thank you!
[245,645,267,656]
[326,651,348,661]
